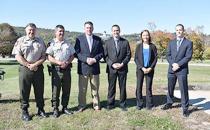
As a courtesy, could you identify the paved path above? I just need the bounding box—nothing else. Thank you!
[174,90,210,115]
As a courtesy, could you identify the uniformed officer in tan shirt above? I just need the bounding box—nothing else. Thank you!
[46,25,75,118]
[12,23,47,121]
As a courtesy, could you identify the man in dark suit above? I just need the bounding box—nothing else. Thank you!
[104,25,131,111]
[74,21,104,112]
[162,24,193,117]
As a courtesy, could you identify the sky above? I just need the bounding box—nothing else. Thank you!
[1,0,210,34]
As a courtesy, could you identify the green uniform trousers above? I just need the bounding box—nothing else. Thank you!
[19,65,44,110]
[51,65,71,108]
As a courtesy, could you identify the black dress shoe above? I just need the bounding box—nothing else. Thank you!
[120,106,128,111]
[94,106,101,111]
[146,104,154,110]
[77,107,85,112]
[183,110,190,117]
[136,106,143,110]
[106,105,114,110]
[21,110,31,121]
[62,108,73,115]
[161,103,172,110]
[38,109,48,118]
[53,108,59,118]
[146,106,153,110]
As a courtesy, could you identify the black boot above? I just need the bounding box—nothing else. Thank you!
[53,108,59,118]
[37,108,48,118]
[21,109,31,121]
[62,107,73,115]
[161,103,172,110]
[183,110,190,117]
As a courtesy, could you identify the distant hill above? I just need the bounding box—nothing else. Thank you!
[13,26,210,46]
[14,26,83,44]
[13,26,140,45]
[1,24,209,59]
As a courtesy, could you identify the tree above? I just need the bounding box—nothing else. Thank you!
[0,23,18,42]
[204,47,210,59]
[0,23,18,57]
[186,32,205,61]
[152,31,173,61]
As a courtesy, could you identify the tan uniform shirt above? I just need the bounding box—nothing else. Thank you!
[46,39,75,62]
[12,36,46,63]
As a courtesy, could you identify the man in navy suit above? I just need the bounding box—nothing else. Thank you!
[74,21,104,112]
[104,25,131,111]
[162,24,193,117]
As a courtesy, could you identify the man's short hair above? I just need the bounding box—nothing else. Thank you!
[55,25,65,30]
[84,21,93,27]
[112,24,120,31]
[176,24,185,30]
[25,23,36,29]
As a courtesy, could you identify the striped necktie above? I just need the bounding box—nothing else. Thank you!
[115,40,119,53]
[177,39,181,51]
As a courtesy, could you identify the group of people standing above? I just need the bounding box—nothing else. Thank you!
[11,22,193,121]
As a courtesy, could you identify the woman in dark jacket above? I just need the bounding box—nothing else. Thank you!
[134,30,158,110]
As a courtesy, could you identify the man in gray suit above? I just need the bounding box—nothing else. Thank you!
[104,25,131,111]
[161,24,193,117]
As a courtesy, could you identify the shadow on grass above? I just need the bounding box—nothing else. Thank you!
[190,97,205,104]
[190,98,210,111]
[0,62,19,65]
[69,94,170,111]
[0,98,50,104]
[197,101,210,110]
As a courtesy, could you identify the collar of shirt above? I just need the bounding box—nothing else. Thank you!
[176,37,184,47]
[86,34,93,40]
[25,36,37,41]
[113,37,119,41]
[176,37,184,42]
[54,38,65,44]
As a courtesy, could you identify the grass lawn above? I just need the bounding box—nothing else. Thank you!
[0,62,210,130]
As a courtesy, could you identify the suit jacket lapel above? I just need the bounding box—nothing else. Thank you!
[117,39,122,56]
[173,40,178,57]
[175,37,185,57]
[91,35,96,53]
[140,43,144,66]
[149,44,152,64]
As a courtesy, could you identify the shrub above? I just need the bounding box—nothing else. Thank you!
[0,43,14,57]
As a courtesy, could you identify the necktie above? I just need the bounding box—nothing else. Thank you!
[177,40,181,51]
[115,40,119,53]
[88,36,92,52]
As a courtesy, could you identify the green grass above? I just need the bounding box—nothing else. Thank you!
[0,62,210,130]
[127,110,180,130]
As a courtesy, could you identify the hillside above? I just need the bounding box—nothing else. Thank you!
[14,26,83,44]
